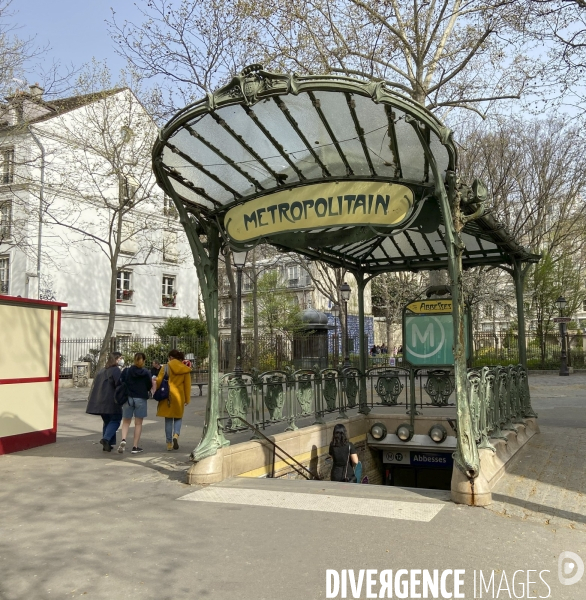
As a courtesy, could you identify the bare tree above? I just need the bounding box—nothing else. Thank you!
[371,271,427,349]
[33,65,166,367]
[458,116,586,257]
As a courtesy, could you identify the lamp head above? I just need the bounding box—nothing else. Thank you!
[331,304,340,318]
[556,296,567,311]
[340,281,351,302]
[232,250,248,268]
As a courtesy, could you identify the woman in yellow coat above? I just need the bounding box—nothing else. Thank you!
[156,349,192,450]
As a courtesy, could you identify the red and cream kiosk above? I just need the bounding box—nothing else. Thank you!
[0,295,66,454]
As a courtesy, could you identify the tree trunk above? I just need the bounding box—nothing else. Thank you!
[97,212,122,370]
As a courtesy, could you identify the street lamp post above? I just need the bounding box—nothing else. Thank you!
[556,295,569,377]
[331,303,340,366]
[233,250,248,376]
[339,282,351,368]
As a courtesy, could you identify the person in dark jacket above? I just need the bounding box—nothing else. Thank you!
[117,352,152,455]
[86,352,123,452]
[329,424,358,482]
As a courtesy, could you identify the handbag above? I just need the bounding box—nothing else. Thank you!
[153,365,169,401]
[114,368,130,406]
[342,444,357,483]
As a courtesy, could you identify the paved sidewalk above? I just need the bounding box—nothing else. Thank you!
[0,375,585,599]
[485,375,586,531]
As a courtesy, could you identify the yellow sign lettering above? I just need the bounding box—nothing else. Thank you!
[225,181,414,243]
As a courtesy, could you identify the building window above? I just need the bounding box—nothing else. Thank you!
[116,270,133,302]
[163,196,178,219]
[484,305,493,319]
[0,255,8,294]
[583,300,586,312]
[162,275,177,307]
[1,148,14,184]
[163,230,178,263]
[0,199,11,240]
[288,265,299,287]
[223,303,231,325]
[119,175,138,205]
[243,272,252,291]
[120,220,137,255]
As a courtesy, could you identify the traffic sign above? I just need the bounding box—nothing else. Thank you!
[553,317,571,323]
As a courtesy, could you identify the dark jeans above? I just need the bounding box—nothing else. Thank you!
[100,414,121,445]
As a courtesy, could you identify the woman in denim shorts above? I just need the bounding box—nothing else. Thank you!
[117,353,152,454]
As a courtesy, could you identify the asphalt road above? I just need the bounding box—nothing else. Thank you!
[0,376,585,600]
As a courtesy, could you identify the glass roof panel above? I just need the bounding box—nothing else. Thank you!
[392,232,418,256]
[167,178,215,211]
[214,104,300,184]
[352,95,397,178]
[179,113,273,191]
[429,130,450,178]
[394,114,426,182]
[171,128,256,196]
[279,93,347,176]
[162,144,234,204]
[405,230,432,255]
[460,232,482,252]
[251,98,323,180]
[313,91,372,177]
[381,238,402,259]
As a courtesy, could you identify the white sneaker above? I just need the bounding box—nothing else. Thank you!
[117,440,126,453]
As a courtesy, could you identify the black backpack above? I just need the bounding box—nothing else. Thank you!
[114,368,130,406]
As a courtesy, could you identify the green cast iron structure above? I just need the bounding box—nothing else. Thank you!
[152,65,539,481]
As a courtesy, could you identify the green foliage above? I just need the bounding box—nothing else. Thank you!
[154,315,208,338]
[257,271,303,336]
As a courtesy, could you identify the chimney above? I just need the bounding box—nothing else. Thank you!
[29,83,44,100]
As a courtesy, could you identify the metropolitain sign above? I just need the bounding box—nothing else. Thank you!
[224,181,414,243]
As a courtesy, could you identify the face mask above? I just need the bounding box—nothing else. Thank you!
[117,358,125,367]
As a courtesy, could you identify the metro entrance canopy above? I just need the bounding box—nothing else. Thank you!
[152,65,539,479]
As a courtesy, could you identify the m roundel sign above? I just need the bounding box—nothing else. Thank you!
[402,300,470,367]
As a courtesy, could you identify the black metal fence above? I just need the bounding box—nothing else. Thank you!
[59,336,208,378]
[59,330,582,378]
[472,331,583,370]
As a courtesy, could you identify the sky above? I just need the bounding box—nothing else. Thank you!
[18,0,137,88]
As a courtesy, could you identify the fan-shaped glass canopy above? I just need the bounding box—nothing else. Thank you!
[153,66,538,273]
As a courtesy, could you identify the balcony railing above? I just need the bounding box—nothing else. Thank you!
[0,281,8,294]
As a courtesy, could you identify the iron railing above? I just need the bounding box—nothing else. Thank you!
[218,363,535,451]
[218,365,457,434]
[467,364,536,450]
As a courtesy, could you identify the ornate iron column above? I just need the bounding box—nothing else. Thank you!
[232,251,247,376]
[557,296,570,376]
[331,303,340,366]
[153,170,229,461]
[354,272,370,414]
[511,259,529,368]
[409,120,481,479]
[340,281,351,368]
